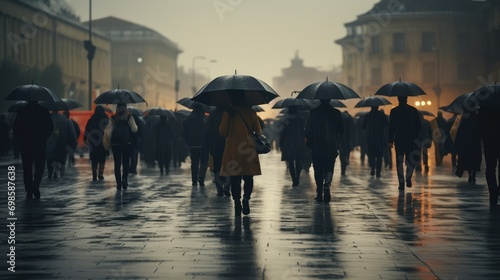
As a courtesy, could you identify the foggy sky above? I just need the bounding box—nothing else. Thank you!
[68,0,379,86]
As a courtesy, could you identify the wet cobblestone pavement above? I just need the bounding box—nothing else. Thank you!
[1,150,499,279]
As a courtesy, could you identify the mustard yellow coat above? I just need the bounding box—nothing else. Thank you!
[219,106,262,176]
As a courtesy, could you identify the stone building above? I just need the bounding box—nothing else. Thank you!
[335,0,496,112]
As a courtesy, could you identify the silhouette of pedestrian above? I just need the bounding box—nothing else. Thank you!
[12,101,53,198]
[416,112,433,174]
[339,111,354,176]
[0,115,11,157]
[45,110,77,178]
[455,109,481,183]
[104,103,138,190]
[183,104,209,186]
[389,96,421,190]
[304,99,344,203]
[219,95,263,216]
[279,106,308,186]
[207,107,230,196]
[434,111,448,166]
[478,104,500,205]
[129,114,145,175]
[84,106,109,181]
[363,106,388,178]
[64,110,80,167]
[154,115,173,175]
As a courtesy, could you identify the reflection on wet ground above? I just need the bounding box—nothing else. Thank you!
[0,150,499,279]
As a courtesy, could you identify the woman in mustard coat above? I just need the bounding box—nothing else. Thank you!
[219,97,263,216]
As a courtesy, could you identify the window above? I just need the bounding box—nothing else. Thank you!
[371,67,382,85]
[457,63,471,80]
[371,35,380,54]
[421,32,436,52]
[393,33,405,53]
[422,62,436,83]
[393,62,406,80]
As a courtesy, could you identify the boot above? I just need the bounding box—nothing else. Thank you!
[314,185,323,202]
[324,172,333,203]
[98,163,105,180]
[234,200,242,216]
[92,169,97,181]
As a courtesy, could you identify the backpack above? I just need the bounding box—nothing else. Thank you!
[111,115,131,145]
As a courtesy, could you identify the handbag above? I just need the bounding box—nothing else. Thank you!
[236,111,271,154]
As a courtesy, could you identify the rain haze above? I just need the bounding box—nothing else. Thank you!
[68,0,380,86]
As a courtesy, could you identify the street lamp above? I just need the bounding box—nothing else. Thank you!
[192,56,205,94]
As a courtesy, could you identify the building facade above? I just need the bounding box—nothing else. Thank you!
[335,0,495,112]
[0,0,111,111]
[91,16,182,110]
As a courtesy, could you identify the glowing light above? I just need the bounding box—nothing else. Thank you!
[137,57,143,63]
[427,101,432,105]
[415,101,421,106]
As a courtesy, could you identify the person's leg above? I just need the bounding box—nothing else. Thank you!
[112,146,122,189]
[287,159,297,185]
[198,147,209,186]
[423,147,429,173]
[405,144,419,187]
[323,157,336,203]
[32,150,46,198]
[91,160,98,180]
[230,176,242,216]
[190,148,201,186]
[242,175,253,215]
[21,152,34,197]
[312,154,324,201]
[129,146,138,174]
[484,143,499,205]
[375,154,383,177]
[295,159,303,185]
[121,145,131,189]
[46,159,53,178]
[98,161,105,180]
[368,152,375,175]
[395,145,405,189]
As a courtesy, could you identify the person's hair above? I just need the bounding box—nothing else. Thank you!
[397,96,408,104]
[116,103,127,116]
[95,106,105,115]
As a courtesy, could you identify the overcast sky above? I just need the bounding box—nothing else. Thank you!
[67,0,379,85]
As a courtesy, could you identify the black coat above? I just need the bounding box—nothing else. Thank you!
[279,113,308,161]
[304,103,344,157]
[455,111,482,173]
[13,102,53,153]
[183,111,208,148]
[84,111,109,162]
[363,109,388,156]
[207,108,226,171]
[389,104,421,148]
[154,117,172,164]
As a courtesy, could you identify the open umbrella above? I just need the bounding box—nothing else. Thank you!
[192,74,279,106]
[94,87,147,105]
[5,84,62,102]
[329,100,347,108]
[295,78,360,100]
[272,98,316,109]
[176,97,212,112]
[144,107,176,119]
[466,84,500,106]
[252,105,264,112]
[441,92,478,114]
[7,101,28,113]
[354,96,392,108]
[40,98,82,111]
[419,110,435,117]
[375,78,426,97]
[127,106,143,117]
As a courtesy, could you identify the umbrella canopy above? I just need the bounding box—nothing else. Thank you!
[5,84,62,102]
[374,79,426,97]
[295,78,360,100]
[354,96,391,108]
[127,106,143,117]
[419,110,435,117]
[252,105,264,112]
[176,97,213,112]
[329,99,347,108]
[94,88,147,105]
[466,84,500,106]
[442,92,478,114]
[192,74,279,106]
[40,98,82,111]
[144,107,176,119]
[272,98,316,109]
[7,101,28,113]
[439,105,462,115]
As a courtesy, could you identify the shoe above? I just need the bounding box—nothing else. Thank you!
[370,169,375,176]
[323,188,331,203]
[314,196,323,202]
[376,173,381,178]
[34,189,40,199]
[223,189,231,197]
[98,175,104,180]
[26,192,33,198]
[122,179,128,190]
[235,203,242,216]
[242,198,250,215]
[116,182,122,190]
[198,179,205,187]
[398,183,404,190]
[406,179,412,188]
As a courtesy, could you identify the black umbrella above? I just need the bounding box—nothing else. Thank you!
[94,88,147,105]
[375,79,426,97]
[192,74,279,106]
[354,96,392,108]
[176,97,212,112]
[295,78,360,100]
[252,105,265,112]
[5,84,62,102]
[272,98,316,109]
[466,84,500,106]
[419,110,435,117]
[127,106,143,116]
[329,99,347,108]
[439,105,461,114]
[144,107,176,119]
[7,101,28,113]
[442,92,478,115]
[40,98,83,111]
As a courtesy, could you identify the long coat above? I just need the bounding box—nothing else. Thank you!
[13,102,53,153]
[363,109,388,157]
[46,112,77,162]
[207,108,226,172]
[304,103,344,158]
[279,112,308,161]
[84,110,109,162]
[154,117,173,165]
[389,104,421,148]
[455,111,482,173]
[219,105,262,176]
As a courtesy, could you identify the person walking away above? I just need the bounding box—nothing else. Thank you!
[129,114,145,175]
[478,104,500,205]
[45,110,77,178]
[207,106,230,196]
[454,109,481,183]
[434,111,448,166]
[339,111,354,176]
[104,104,138,190]
[0,115,12,157]
[279,106,308,186]
[84,106,109,181]
[304,99,344,203]
[389,96,421,190]
[183,104,209,186]
[219,95,263,216]
[13,101,53,198]
[64,111,80,167]
[154,115,173,175]
[363,106,388,178]
[416,112,433,174]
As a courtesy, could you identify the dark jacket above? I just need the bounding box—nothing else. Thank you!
[207,108,226,170]
[84,109,109,162]
[389,104,421,147]
[363,109,388,156]
[13,102,53,152]
[154,116,172,163]
[279,112,308,161]
[304,103,344,157]
[183,110,208,148]
[455,111,482,173]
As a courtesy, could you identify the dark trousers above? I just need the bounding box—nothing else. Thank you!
[312,154,336,191]
[368,152,383,176]
[484,142,500,203]
[287,159,302,185]
[189,147,208,185]
[21,149,45,194]
[339,150,350,175]
[395,142,420,185]
[129,145,139,174]
[230,175,253,201]
[91,159,105,179]
[416,147,429,172]
[112,144,131,186]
